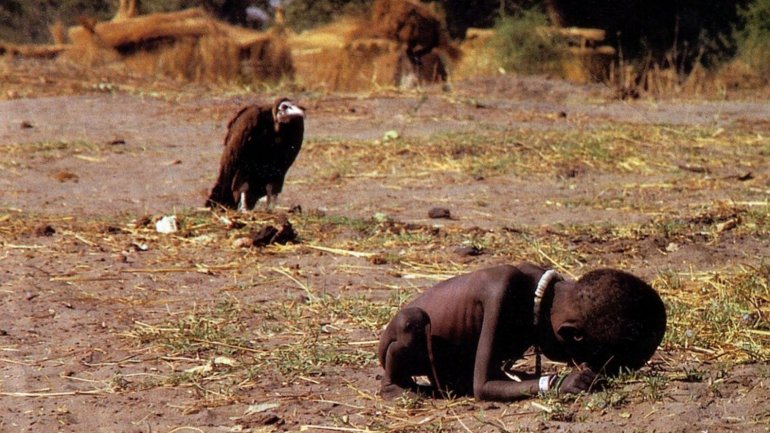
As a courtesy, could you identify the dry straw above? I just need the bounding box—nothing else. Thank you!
[63,8,292,84]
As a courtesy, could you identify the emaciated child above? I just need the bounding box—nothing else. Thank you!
[377,262,666,400]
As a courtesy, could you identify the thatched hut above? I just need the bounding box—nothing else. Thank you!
[64,8,293,84]
[289,0,459,91]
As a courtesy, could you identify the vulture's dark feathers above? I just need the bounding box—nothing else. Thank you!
[206,97,305,211]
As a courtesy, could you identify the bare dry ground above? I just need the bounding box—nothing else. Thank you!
[1,58,769,433]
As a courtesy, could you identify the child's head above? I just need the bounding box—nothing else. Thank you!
[552,269,666,374]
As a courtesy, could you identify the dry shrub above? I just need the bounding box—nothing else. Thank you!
[609,60,732,99]
[120,32,241,82]
[244,31,294,83]
[362,0,446,53]
[716,59,765,91]
[64,8,293,84]
[360,0,461,66]
[69,9,212,49]
[288,17,359,53]
[334,38,401,91]
[294,34,401,91]
[289,18,366,91]
[454,28,499,80]
[290,0,458,91]
[49,21,68,45]
[0,43,71,59]
[64,25,121,67]
[561,47,615,84]
[112,0,139,22]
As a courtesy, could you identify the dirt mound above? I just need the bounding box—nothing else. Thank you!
[63,8,293,84]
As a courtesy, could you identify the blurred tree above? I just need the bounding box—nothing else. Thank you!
[735,0,770,77]
[438,0,543,39]
[283,0,371,31]
[492,8,564,75]
[544,0,751,68]
[0,0,112,43]
[142,0,279,28]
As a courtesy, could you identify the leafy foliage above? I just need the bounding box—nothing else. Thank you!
[545,0,751,70]
[735,0,770,78]
[491,9,565,75]
[0,0,113,43]
[439,0,544,39]
[283,0,371,32]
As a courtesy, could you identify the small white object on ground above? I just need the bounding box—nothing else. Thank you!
[155,215,178,234]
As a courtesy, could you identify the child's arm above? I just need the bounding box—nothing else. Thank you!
[473,354,598,400]
[471,284,597,401]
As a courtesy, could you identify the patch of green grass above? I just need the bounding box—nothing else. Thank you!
[252,291,398,356]
[127,299,250,357]
[124,292,396,390]
[655,264,770,362]
[303,125,767,184]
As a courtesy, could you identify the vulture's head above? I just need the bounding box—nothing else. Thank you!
[273,97,304,131]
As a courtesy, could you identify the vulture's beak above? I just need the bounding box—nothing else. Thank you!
[276,102,304,124]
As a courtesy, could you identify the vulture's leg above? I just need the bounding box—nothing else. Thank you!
[237,192,248,213]
[265,184,277,211]
[232,175,250,213]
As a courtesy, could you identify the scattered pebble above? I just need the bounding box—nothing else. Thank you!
[454,245,483,256]
[735,172,753,181]
[104,225,123,234]
[250,413,282,426]
[52,170,79,183]
[370,255,387,265]
[34,224,56,237]
[428,207,451,219]
[244,402,280,415]
[250,215,298,247]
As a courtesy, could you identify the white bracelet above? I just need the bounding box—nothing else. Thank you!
[538,375,552,394]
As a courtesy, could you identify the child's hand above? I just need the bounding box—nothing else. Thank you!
[558,363,597,394]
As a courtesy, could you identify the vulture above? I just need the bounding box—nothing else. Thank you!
[206,97,305,211]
